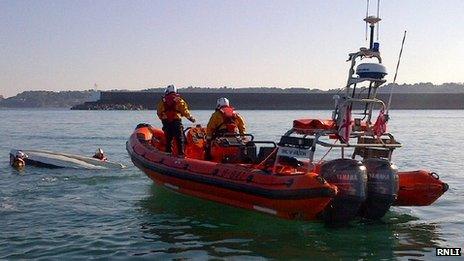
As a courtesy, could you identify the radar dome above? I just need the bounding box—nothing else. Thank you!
[356,63,387,79]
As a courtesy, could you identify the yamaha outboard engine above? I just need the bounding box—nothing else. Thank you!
[359,158,399,219]
[320,159,367,224]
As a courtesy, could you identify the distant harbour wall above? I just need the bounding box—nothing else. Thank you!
[71,91,464,110]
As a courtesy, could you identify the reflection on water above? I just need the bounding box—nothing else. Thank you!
[137,184,443,259]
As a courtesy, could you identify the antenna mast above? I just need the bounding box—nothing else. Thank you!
[365,0,370,41]
[376,0,380,40]
[364,0,382,48]
[386,31,407,113]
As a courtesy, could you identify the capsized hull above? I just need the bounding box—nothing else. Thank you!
[9,149,126,170]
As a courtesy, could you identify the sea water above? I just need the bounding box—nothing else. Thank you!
[0,109,463,259]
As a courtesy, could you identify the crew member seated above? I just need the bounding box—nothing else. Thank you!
[11,151,26,170]
[93,148,107,161]
[205,97,247,160]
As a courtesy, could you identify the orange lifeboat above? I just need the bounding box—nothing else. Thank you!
[127,10,449,224]
[127,124,338,221]
[127,123,448,224]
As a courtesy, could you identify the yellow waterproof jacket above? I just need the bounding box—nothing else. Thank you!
[206,109,246,139]
[156,94,193,121]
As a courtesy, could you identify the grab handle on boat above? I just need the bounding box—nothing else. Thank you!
[217,133,255,141]
[430,172,440,180]
[246,141,277,148]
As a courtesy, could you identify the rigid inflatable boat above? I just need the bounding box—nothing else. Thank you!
[127,122,447,223]
[9,149,125,170]
[127,12,448,224]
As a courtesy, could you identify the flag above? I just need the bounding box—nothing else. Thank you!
[373,108,388,137]
[338,105,353,143]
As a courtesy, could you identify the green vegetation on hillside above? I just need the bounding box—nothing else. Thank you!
[378,82,464,93]
[0,90,99,108]
[142,83,464,93]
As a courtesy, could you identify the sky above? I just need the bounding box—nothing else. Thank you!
[1,0,463,97]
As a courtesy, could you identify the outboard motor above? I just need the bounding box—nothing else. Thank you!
[359,158,399,220]
[320,159,367,224]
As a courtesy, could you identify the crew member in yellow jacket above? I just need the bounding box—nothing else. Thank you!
[157,85,195,156]
[205,97,246,159]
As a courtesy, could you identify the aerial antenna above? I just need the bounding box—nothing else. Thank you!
[376,0,381,40]
[386,30,407,113]
[365,0,370,41]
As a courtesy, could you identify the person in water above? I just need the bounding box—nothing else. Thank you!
[93,148,107,161]
[157,85,196,156]
[205,97,246,159]
[11,151,26,170]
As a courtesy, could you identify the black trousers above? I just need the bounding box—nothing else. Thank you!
[162,119,184,155]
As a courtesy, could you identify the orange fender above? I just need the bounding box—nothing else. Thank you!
[394,170,448,206]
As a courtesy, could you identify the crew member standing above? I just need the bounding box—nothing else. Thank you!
[157,85,196,156]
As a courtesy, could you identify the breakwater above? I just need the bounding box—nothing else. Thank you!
[71,91,464,110]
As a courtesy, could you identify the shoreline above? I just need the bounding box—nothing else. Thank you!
[71,92,464,110]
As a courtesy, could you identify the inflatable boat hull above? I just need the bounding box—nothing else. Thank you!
[128,125,448,222]
[395,170,448,206]
[127,126,337,221]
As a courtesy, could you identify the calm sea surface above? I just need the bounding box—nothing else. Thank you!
[0,109,463,260]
